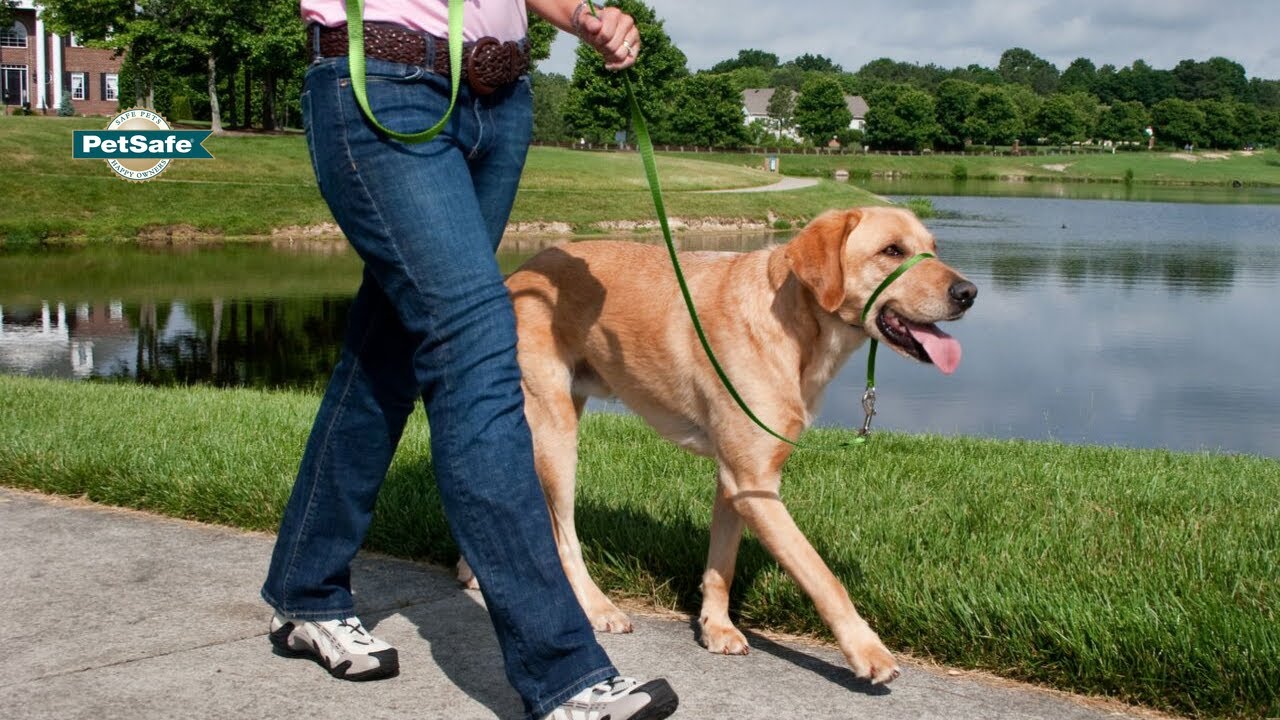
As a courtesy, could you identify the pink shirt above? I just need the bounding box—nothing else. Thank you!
[301,0,528,42]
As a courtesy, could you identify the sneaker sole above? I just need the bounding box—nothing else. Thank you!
[630,679,679,720]
[269,622,400,682]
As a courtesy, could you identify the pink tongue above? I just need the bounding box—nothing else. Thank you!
[907,322,962,375]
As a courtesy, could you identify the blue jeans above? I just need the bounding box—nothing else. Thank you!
[261,55,616,718]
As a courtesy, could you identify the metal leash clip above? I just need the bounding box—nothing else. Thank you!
[858,386,877,437]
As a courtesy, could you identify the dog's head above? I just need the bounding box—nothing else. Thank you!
[784,206,977,375]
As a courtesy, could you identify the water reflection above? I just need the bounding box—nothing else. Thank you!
[2,197,1278,457]
[0,297,348,389]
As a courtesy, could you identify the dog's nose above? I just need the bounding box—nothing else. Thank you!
[949,280,978,309]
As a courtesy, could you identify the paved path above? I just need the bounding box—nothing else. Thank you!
[698,176,819,193]
[0,487,1155,720]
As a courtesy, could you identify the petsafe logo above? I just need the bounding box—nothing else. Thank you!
[73,108,213,181]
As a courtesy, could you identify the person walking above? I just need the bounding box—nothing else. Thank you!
[260,2,677,719]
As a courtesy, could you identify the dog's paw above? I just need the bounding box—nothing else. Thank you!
[699,618,750,655]
[455,558,480,590]
[587,606,633,634]
[845,632,900,685]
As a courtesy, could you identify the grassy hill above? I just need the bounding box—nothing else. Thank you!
[0,116,880,243]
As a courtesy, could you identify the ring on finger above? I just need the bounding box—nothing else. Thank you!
[622,40,637,56]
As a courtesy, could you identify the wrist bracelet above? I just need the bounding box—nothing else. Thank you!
[571,0,599,37]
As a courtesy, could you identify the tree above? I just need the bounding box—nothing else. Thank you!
[934,79,979,150]
[1172,57,1248,102]
[713,66,770,93]
[997,47,1059,95]
[965,86,1022,147]
[765,86,795,135]
[657,74,748,147]
[1261,110,1280,148]
[1196,100,1240,149]
[531,71,572,142]
[709,49,779,73]
[1100,59,1176,107]
[1033,94,1087,145]
[1059,57,1097,94]
[1152,98,1207,148]
[1096,100,1150,144]
[793,76,850,145]
[1002,84,1042,138]
[563,0,688,143]
[240,0,305,130]
[1233,102,1264,147]
[1249,78,1280,110]
[793,53,842,73]
[527,12,558,67]
[769,64,806,92]
[864,84,937,151]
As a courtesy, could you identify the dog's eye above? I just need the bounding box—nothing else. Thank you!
[883,244,904,257]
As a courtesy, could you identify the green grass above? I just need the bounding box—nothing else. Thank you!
[1,374,1276,719]
[692,148,1280,187]
[0,116,882,243]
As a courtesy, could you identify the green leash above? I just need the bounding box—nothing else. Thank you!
[344,0,931,446]
[344,0,463,143]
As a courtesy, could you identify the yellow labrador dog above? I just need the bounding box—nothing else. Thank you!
[460,206,976,685]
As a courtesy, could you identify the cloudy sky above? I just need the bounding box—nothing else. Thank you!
[540,0,1280,80]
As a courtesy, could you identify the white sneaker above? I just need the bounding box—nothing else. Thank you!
[268,612,399,681]
[543,676,678,720]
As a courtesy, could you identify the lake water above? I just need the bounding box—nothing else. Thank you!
[2,196,1278,457]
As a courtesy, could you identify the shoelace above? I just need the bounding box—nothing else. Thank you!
[331,617,374,646]
[583,677,638,702]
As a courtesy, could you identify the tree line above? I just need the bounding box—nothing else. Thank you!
[40,0,1280,152]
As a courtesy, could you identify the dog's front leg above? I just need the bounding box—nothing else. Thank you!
[726,463,900,684]
[699,479,750,654]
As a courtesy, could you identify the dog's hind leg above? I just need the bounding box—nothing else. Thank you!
[699,477,750,654]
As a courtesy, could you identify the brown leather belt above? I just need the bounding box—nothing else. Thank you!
[311,22,530,95]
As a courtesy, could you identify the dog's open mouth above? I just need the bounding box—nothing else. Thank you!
[875,308,963,375]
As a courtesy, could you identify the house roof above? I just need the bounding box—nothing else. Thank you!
[741,88,868,119]
[845,95,869,119]
[742,88,775,117]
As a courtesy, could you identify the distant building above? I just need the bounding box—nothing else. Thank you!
[1,0,124,116]
[741,88,868,141]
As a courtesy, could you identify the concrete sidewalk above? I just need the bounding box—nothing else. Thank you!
[0,487,1152,720]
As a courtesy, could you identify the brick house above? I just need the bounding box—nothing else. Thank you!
[1,0,124,116]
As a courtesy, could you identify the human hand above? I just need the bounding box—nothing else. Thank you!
[577,6,640,71]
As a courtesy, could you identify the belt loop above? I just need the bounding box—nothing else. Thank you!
[421,30,437,76]
[310,23,322,62]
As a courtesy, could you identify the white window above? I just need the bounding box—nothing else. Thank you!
[0,21,27,48]
[69,34,81,48]
[71,72,86,101]
[104,73,118,101]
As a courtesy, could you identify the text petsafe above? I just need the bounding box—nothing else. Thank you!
[72,108,213,181]
[76,132,205,157]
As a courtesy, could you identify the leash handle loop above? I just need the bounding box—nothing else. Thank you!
[344,0,463,144]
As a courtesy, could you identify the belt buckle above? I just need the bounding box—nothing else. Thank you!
[465,36,504,95]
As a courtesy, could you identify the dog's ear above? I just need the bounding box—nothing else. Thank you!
[785,209,862,313]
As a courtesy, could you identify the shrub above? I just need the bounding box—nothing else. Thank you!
[951,162,969,180]
[902,197,936,218]
[170,95,192,121]
[1124,168,1135,185]
[57,92,75,117]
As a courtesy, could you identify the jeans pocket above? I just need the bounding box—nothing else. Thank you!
[341,69,454,141]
